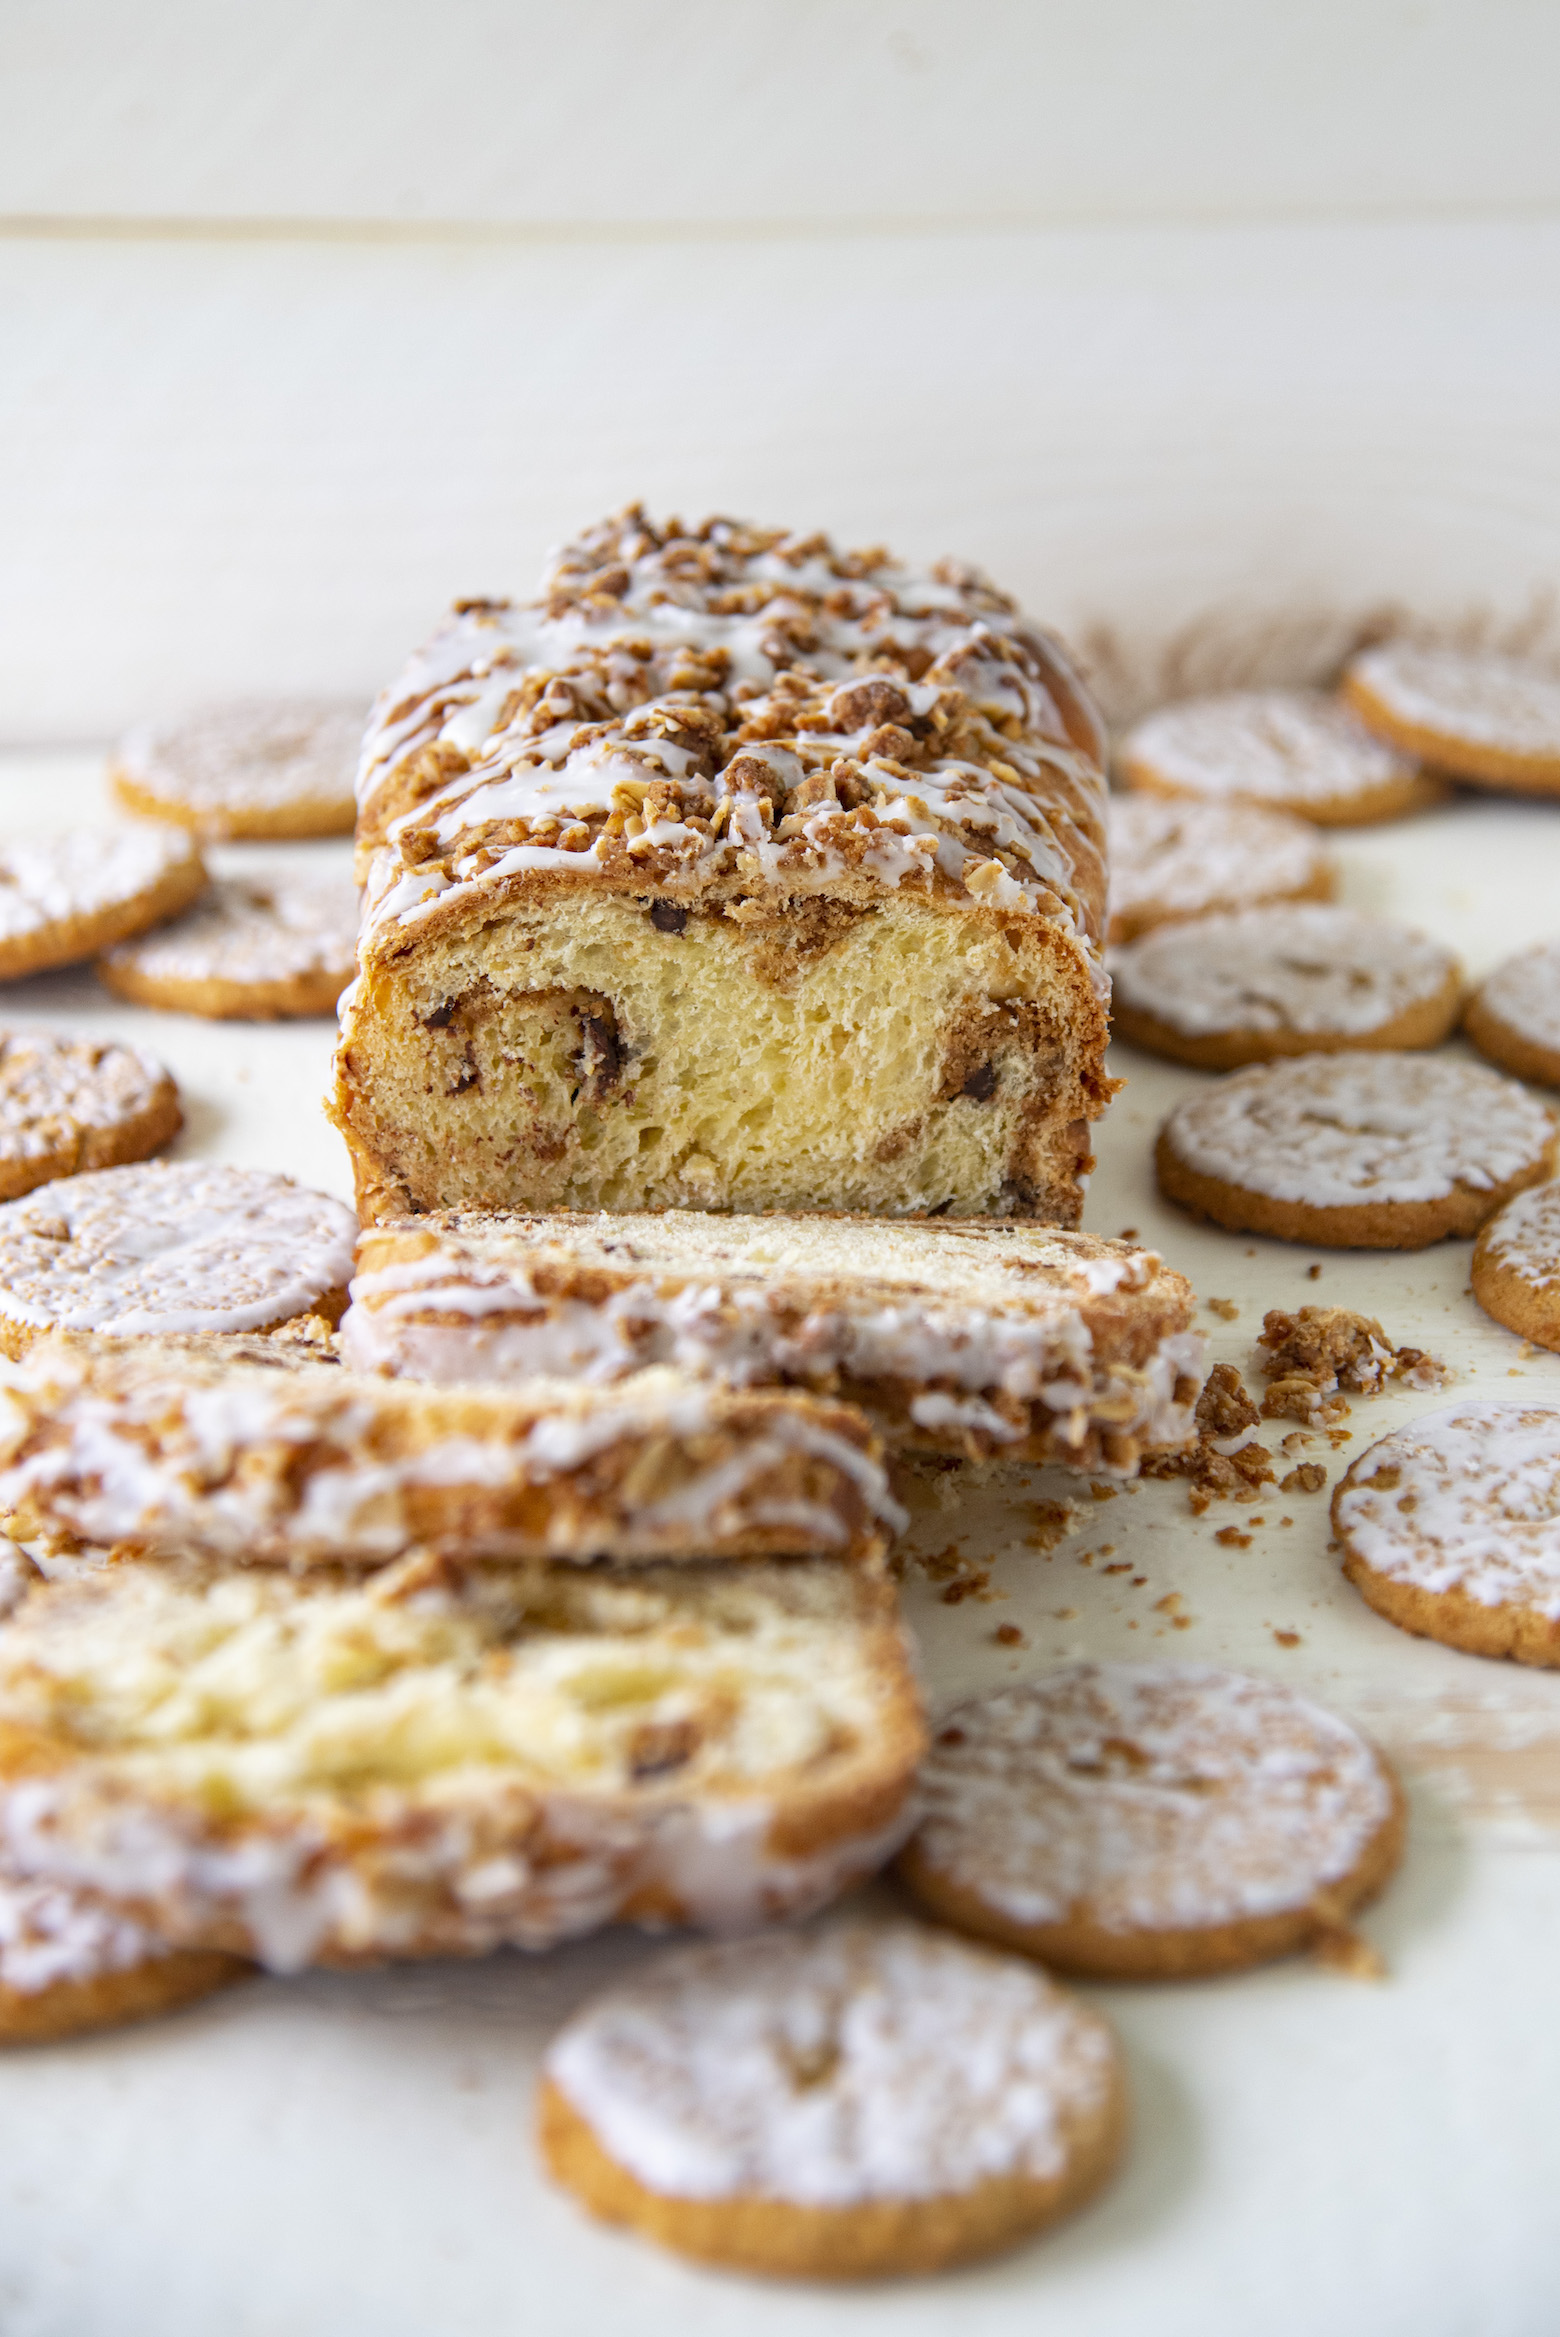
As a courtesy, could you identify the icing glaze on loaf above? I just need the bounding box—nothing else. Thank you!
[1478,943,1560,1052]
[1123,691,1413,808]
[1110,906,1456,1039]
[1163,1054,1555,1208]
[1334,1404,1560,1616]
[1348,644,1560,757]
[913,1664,1392,1931]
[545,1921,1117,2203]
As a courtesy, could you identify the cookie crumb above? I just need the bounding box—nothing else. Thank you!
[1026,1499,1080,1555]
[1281,1462,1327,1494]
[1117,1226,1139,1241]
[992,1623,1025,1647]
[1306,1262,1323,1279]
[1273,1628,1301,1648]
[1215,1526,1253,1548]
[1257,1305,1449,1425]
[1206,1297,1240,1320]
[1311,1924,1386,1982]
[1140,1363,1276,1511]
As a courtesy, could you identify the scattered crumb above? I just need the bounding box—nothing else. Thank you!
[1089,1483,1118,1502]
[1154,1593,1184,1614]
[1281,1463,1327,1495]
[1215,1526,1253,1548]
[992,1623,1026,1647]
[1273,1628,1302,1648]
[1026,1498,1081,1554]
[1053,1607,1078,1621]
[1117,1226,1139,1241]
[1509,1368,1523,1377]
[1131,1575,1148,1587]
[1519,1341,1537,1360]
[912,1542,996,1605]
[1326,1428,1353,1447]
[1306,1262,1323,1279]
[1281,1431,1316,1455]
[1257,1305,1450,1425]
[1102,1562,1132,1575]
[1279,1516,1294,1527]
[1249,1516,1266,1527]
[1206,1297,1240,1321]
[1077,1551,1094,1566]
[1172,1615,1193,1630]
[1140,1364,1276,1512]
[1311,1923,1387,1982]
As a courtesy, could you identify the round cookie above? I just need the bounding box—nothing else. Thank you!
[0,1876,250,2046]
[1343,641,1560,796]
[1106,793,1336,946]
[0,827,206,982]
[897,1665,1401,1979]
[1156,1052,1556,1249]
[111,702,364,840]
[0,1159,358,1356]
[99,874,359,1021]
[1333,1403,1560,1665]
[0,1031,181,1200]
[1118,690,1448,827]
[1464,941,1560,1090]
[539,1920,1125,2278]
[1471,1181,1560,1352]
[1111,905,1461,1069]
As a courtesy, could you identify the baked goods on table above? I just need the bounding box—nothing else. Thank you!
[0,1160,358,1355]
[330,508,1113,1226]
[898,1665,1401,1978]
[1343,642,1560,797]
[110,702,363,838]
[0,1031,181,1200]
[0,1872,249,2047]
[0,1557,923,1964]
[1109,905,1462,1068]
[1156,1052,1557,1247]
[1464,940,1560,1089]
[539,1921,1125,2275]
[1333,1404,1560,1666]
[99,874,359,1021]
[0,1332,897,1566]
[1118,689,1448,825]
[1105,793,1336,944]
[341,1210,1203,1475]
[0,826,206,981]
[1471,1180,1560,1352]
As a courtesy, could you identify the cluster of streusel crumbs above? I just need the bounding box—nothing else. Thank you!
[353,508,1108,967]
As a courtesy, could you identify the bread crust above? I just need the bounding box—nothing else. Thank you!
[0,1949,250,2046]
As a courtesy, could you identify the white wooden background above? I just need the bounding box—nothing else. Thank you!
[2,0,1559,738]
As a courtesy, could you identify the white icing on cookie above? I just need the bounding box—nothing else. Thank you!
[1349,644,1560,758]
[1123,691,1415,809]
[0,1161,357,1337]
[912,1664,1392,1932]
[0,828,200,949]
[1479,1180,1560,1292]
[0,1033,174,1171]
[1335,1403,1560,1617]
[1105,793,1332,941]
[102,875,359,992]
[545,1920,1117,2205]
[1477,942,1560,1054]
[116,704,365,818]
[1163,1053,1555,1209]
[1111,906,1457,1039]
[0,1873,170,1996]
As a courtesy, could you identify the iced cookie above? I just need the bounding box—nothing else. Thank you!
[0,1159,358,1356]
[1111,905,1461,1068]
[539,1920,1125,2277]
[0,1875,249,2046]
[1156,1052,1556,1248]
[0,827,206,982]
[1343,642,1560,796]
[1333,1403,1560,1664]
[1464,941,1560,1090]
[897,1665,1401,1979]
[111,702,364,839]
[0,1031,181,1201]
[1472,1182,1560,1353]
[99,873,359,1020]
[1118,690,1447,826]
[1105,793,1336,945]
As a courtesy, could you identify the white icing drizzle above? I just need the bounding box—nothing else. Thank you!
[1110,905,1457,1039]
[1349,643,1560,759]
[0,1162,357,1337]
[0,1032,174,1169]
[0,1871,171,1996]
[0,827,201,947]
[1335,1403,1560,1617]
[913,1664,1392,1932]
[545,1920,1117,2205]
[1123,691,1414,808]
[1477,941,1560,1055]
[1105,792,1333,943]
[1164,1053,1556,1208]
[1479,1179,1560,1291]
[116,703,365,816]
[102,875,359,993]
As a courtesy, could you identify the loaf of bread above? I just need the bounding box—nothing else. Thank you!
[329,508,1111,1226]
[0,1333,897,1567]
[342,1210,1202,1475]
[0,1554,924,1967]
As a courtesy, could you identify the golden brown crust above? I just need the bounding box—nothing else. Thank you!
[0,1948,251,2046]
[1114,968,1462,1070]
[536,2065,1126,2278]
[1341,672,1560,795]
[897,1768,1405,1980]
[110,767,355,841]
[1464,991,1560,1090]
[1154,1125,1553,1250]
[0,852,207,982]
[1120,756,1450,828]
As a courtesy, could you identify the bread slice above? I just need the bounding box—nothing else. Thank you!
[344,1211,1203,1476]
[329,508,1112,1227]
[0,1554,924,1968]
[0,1333,896,1567]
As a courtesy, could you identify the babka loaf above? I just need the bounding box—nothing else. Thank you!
[342,1211,1202,1474]
[329,508,1111,1226]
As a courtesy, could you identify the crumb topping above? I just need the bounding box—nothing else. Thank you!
[1257,1305,1448,1425]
